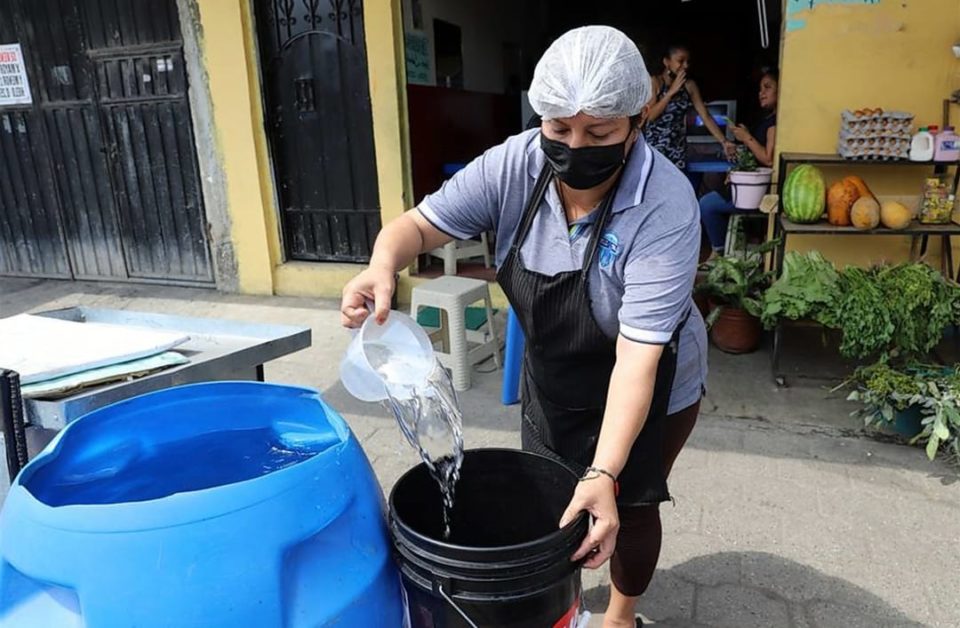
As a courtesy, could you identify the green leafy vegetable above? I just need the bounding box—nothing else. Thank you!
[821,266,894,359]
[875,263,957,357]
[761,251,839,329]
[763,255,960,359]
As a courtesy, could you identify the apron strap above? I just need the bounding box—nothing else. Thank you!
[581,144,632,278]
[580,184,618,279]
[513,164,554,251]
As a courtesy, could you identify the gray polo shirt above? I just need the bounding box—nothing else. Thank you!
[419,129,707,413]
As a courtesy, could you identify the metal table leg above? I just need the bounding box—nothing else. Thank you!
[1,370,27,483]
[943,235,955,280]
[909,235,921,262]
[773,218,787,278]
[772,323,786,387]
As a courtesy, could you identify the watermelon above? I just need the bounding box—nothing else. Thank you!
[782,164,826,223]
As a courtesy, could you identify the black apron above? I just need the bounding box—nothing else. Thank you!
[497,163,685,506]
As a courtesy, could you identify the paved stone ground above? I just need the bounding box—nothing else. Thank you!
[2,278,958,627]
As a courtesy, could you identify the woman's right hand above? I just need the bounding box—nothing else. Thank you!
[340,263,397,328]
[723,140,738,160]
[667,69,687,96]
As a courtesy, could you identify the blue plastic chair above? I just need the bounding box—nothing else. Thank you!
[501,307,525,405]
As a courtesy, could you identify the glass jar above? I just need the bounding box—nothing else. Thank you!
[919,176,952,224]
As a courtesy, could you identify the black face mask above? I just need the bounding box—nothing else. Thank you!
[540,133,627,190]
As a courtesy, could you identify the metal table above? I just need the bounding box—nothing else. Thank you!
[21,307,312,430]
[2,306,311,493]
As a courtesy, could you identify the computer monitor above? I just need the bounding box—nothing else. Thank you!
[686,100,737,143]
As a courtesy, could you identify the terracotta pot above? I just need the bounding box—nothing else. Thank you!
[709,305,762,354]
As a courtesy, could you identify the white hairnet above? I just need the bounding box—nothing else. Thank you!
[528,26,651,120]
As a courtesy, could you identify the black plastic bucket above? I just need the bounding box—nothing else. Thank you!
[389,448,589,628]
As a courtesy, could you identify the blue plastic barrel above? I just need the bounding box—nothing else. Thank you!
[0,382,404,627]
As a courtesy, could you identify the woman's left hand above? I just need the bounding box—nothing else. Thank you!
[559,475,620,569]
[731,124,752,143]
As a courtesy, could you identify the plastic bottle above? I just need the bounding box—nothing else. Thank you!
[910,127,934,162]
[934,126,960,162]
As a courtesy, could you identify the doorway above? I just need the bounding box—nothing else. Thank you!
[254,0,381,264]
[0,0,214,285]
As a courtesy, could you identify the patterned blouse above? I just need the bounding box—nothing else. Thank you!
[646,80,693,170]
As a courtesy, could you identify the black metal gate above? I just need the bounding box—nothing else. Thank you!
[0,0,213,285]
[255,0,381,263]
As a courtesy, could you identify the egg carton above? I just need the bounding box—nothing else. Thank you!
[838,131,911,151]
[840,109,914,135]
[839,120,913,137]
[838,125,912,140]
[838,143,910,161]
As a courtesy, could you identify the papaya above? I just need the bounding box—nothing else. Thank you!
[851,197,881,230]
[842,175,877,203]
[826,180,858,226]
[880,201,912,230]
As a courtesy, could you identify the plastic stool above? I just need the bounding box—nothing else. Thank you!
[429,234,492,275]
[410,277,500,391]
[723,211,768,257]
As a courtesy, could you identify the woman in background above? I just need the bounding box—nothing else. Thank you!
[646,44,733,171]
[699,68,779,254]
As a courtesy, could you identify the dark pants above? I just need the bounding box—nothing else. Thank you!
[699,191,736,251]
[609,400,701,597]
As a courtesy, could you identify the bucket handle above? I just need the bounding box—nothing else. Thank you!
[437,583,480,628]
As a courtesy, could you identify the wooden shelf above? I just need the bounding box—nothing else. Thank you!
[780,153,959,167]
[779,217,960,236]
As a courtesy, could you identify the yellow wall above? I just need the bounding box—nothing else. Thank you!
[238,0,283,274]
[193,0,412,298]
[194,0,275,294]
[778,0,960,267]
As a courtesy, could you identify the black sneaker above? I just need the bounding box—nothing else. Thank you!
[635,618,644,627]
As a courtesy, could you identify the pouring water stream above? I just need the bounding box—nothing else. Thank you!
[341,311,464,539]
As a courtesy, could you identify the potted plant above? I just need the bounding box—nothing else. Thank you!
[696,241,776,353]
[728,146,773,210]
[844,361,925,438]
[845,360,960,462]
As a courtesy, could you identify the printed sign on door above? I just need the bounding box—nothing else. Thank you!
[0,43,32,106]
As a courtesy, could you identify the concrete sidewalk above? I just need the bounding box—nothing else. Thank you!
[2,278,958,627]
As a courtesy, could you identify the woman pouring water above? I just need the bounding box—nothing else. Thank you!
[341,26,706,627]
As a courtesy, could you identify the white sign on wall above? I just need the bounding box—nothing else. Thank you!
[0,43,32,106]
[405,31,432,86]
